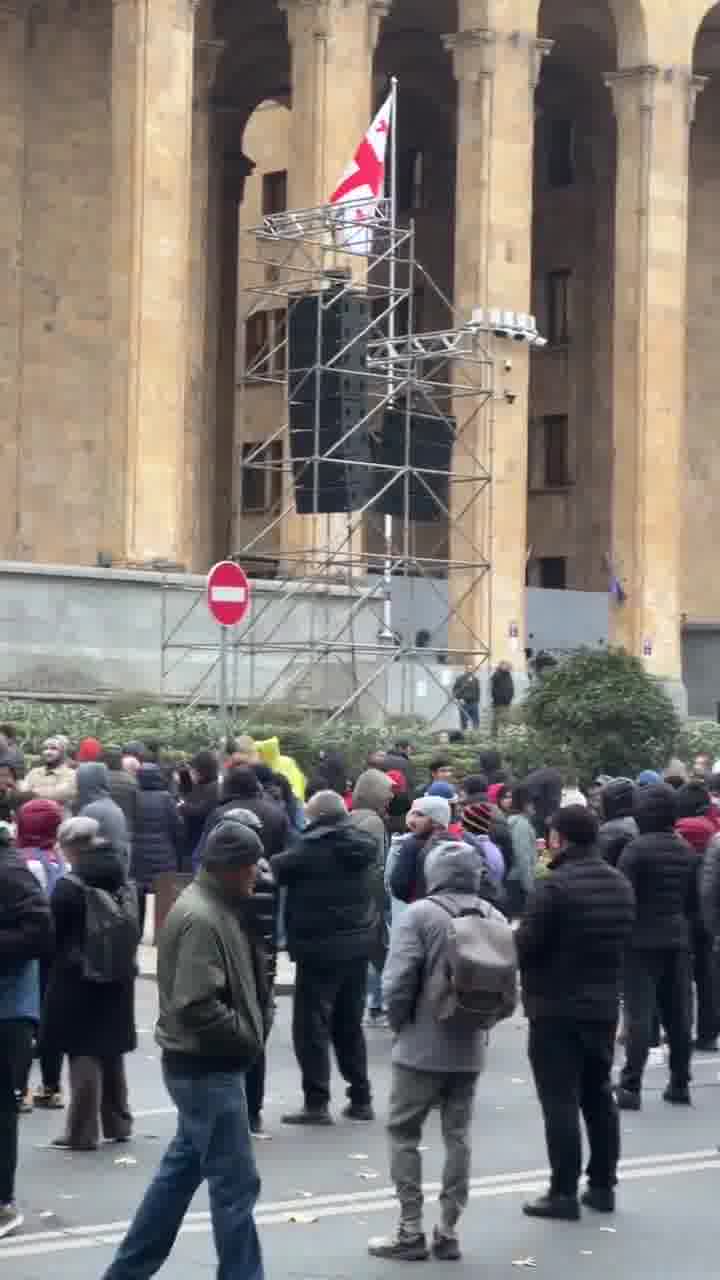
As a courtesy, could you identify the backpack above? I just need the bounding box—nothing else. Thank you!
[428,897,518,1030]
[68,875,140,983]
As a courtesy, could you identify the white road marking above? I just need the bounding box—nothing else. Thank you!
[1,1149,717,1259]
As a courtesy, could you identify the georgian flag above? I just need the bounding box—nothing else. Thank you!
[328,93,393,253]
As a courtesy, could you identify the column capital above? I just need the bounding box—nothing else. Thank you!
[444,28,553,89]
[224,151,255,205]
[280,0,391,49]
[605,65,707,125]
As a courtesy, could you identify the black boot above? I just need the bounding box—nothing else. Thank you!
[663,1083,691,1105]
[282,1104,333,1126]
[616,1086,641,1111]
[523,1193,580,1221]
[581,1187,615,1213]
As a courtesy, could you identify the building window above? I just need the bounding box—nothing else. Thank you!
[546,270,571,345]
[241,441,283,514]
[244,309,287,379]
[398,148,426,212]
[546,119,575,189]
[539,556,567,589]
[261,169,288,216]
[544,415,570,487]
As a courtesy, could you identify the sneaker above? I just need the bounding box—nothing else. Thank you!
[368,1231,430,1261]
[282,1105,333,1126]
[0,1204,23,1239]
[33,1087,65,1110]
[17,1090,33,1115]
[616,1087,642,1111]
[663,1083,691,1105]
[523,1193,580,1221]
[432,1227,461,1261]
[581,1187,615,1214]
[342,1102,375,1122]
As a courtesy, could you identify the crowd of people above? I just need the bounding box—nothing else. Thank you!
[2,723,720,1277]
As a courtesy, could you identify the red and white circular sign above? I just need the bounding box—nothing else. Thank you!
[206,561,251,627]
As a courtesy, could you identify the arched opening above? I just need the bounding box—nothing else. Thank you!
[528,0,617,606]
[683,6,720,708]
[204,2,290,564]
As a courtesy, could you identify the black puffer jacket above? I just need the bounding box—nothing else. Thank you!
[517,844,635,1021]
[199,792,288,865]
[243,859,278,988]
[272,817,378,965]
[131,765,184,889]
[42,848,137,1058]
[618,831,697,950]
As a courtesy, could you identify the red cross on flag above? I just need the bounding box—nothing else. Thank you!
[329,93,394,254]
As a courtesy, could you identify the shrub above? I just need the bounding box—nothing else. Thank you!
[523,648,680,784]
[676,721,720,770]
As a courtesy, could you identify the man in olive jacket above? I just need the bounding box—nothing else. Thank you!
[102,819,267,1280]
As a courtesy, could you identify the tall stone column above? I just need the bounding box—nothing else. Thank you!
[606,67,704,691]
[108,0,197,568]
[217,153,254,561]
[279,0,390,573]
[446,18,551,667]
[0,0,26,557]
[186,34,225,571]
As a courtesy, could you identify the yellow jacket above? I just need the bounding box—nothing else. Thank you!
[256,737,306,801]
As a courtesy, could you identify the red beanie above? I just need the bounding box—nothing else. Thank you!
[77,737,102,762]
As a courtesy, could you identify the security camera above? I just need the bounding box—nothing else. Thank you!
[503,358,513,373]
[504,390,517,405]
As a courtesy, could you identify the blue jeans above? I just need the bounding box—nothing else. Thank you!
[102,1065,264,1280]
[459,701,480,731]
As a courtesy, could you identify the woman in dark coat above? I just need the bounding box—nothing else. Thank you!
[41,819,137,1150]
[131,763,184,936]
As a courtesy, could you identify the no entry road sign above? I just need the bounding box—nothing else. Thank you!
[206,561,251,627]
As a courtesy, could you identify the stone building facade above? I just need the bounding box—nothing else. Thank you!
[1,0,720,699]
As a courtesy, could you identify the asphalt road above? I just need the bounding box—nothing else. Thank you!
[2,980,720,1279]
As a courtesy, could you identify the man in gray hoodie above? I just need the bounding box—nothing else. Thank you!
[369,841,502,1263]
[350,770,393,1024]
[76,763,130,869]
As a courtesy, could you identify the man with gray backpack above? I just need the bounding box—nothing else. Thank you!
[369,841,516,1262]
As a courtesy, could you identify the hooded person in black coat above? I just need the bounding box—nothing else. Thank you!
[598,778,638,867]
[271,790,378,1126]
[42,820,138,1150]
[616,784,696,1110]
[197,768,289,867]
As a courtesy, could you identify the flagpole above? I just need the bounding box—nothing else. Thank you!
[381,76,398,641]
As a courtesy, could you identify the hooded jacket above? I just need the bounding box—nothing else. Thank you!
[517,843,635,1021]
[271,817,378,964]
[76,763,130,868]
[131,764,184,888]
[383,841,503,1073]
[41,845,136,1058]
[598,780,639,866]
[349,769,392,865]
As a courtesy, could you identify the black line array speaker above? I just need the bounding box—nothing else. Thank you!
[288,287,373,514]
[372,408,455,521]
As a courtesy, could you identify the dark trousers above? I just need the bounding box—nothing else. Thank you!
[528,1017,619,1199]
[459,702,480,732]
[620,947,692,1095]
[292,959,370,1109]
[692,923,718,1044]
[0,1019,34,1204]
[245,1052,265,1123]
[59,1055,133,1149]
